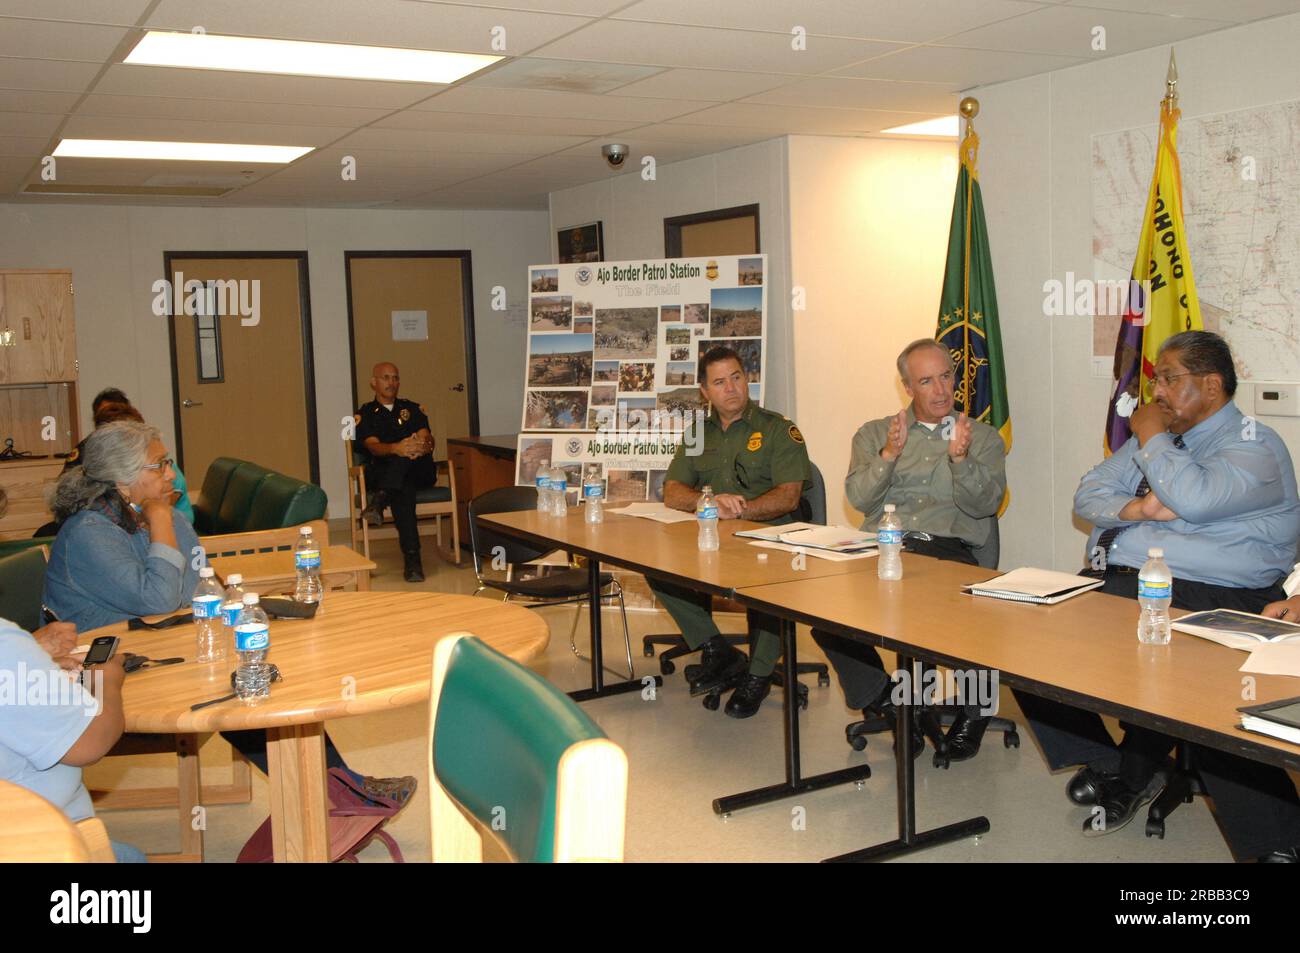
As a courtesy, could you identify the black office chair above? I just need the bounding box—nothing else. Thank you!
[842,519,1021,767]
[1145,742,1202,838]
[640,463,833,708]
[469,486,635,680]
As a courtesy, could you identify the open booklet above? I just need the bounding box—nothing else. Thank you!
[962,567,1103,605]
[734,523,877,553]
[614,501,697,524]
[1171,609,1300,651]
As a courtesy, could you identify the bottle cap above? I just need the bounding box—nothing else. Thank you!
[299,526,311,536]
[199,566,214,577]
[242,593,260,605]
[227,573,243,585]
[883,504,896,513]
[1148,547,1164,558]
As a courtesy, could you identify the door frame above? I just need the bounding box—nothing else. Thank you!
[163,250,321,485]
[342,250,480,437]
[663,203,761,258]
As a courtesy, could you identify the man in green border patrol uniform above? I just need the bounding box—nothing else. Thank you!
[652,345,812,718]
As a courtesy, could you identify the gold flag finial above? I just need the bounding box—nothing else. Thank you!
[959,96,980,131]
[1165,48,1178,107]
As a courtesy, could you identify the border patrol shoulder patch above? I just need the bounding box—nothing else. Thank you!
[788,425,805,444]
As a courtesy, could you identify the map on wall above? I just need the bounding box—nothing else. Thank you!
[1092,98,1300,381]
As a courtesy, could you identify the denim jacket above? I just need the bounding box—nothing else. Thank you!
[43,505,201,632]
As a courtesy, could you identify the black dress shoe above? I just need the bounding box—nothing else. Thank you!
[1068,765,1120,806]
[402,552,425,583]
[943,712,990,763]
[1082,774,1164,837]
[361,491,388,527]
[724,673,771,719]
[687,635,748,696]
[1259,847,1299,863]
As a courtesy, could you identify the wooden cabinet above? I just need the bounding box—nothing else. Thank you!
[0,458,64,539]
[447,435,518,548]
[0,272,77,384]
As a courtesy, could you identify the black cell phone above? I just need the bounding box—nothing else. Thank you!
[82,635,119,668]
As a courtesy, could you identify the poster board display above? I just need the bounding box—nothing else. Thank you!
[517,255,767,500]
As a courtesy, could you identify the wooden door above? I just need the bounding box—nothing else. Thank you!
[167,255,317,485]
[0,271,77,384]
[346,254,476,459]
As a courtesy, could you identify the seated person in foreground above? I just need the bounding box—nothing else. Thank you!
[651,345,812,719]
[42,420,415,805]
[812,338,1006,762]
[1022,331,1300,861]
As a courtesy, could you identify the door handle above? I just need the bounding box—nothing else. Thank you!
[182,399,203,408]
[448,383,465,392]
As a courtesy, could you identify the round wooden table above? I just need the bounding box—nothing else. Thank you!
[92,591,549,862]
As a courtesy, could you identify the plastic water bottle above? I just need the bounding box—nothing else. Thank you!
[584,476,604,524]
[220,572,247,655]
[192,566,226,662]
[1137,547,1173,645]
[294,525,323,603]
[535,467,550,512]
[233,593,271,704]
[550,466,568,516]
[697,485,720,552]
[877,504,903,581]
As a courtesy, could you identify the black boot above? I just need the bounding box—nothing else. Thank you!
[362,490,388,527]
[687,635,748,696]
[724,673,772,719]
[402,550,425,583]
[944,711,990,763]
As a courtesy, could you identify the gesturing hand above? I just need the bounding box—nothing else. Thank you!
[947,412,973,462]
[881,409,908,462]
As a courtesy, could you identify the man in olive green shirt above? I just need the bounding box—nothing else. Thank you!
[653,345,812,718]
[813,339,1007,760]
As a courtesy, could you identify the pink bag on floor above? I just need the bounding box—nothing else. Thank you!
[237,768,406,863]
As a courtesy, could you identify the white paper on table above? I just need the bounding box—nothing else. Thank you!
[615,501,696,524]
[1238,642,1300,678]
[748,540,877,562]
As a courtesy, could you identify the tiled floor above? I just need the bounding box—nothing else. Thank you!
[91,532,1240,863]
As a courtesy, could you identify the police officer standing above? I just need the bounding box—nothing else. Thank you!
[355,362,436,582]
[653,344,812,718]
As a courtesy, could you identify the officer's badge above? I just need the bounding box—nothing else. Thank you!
[67,447,79,463]
[747,432,763,452]
[788,425,805,444]
[398,408,411,424]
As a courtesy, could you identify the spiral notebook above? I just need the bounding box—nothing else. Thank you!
[962,568,1104,605]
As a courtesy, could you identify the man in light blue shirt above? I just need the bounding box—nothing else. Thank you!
[1017,331,1300,861]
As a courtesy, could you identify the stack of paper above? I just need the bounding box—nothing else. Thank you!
[615,502,696,524]
[963,568,1103,605]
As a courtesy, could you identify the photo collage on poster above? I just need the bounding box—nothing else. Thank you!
[520,255,767,501]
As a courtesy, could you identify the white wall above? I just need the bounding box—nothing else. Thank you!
[787,135,958,526]
[548,138,796,417]
[976,12,1300,572]
[0,203,550,516]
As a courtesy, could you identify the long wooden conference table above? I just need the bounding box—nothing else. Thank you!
[480,506,1300,862]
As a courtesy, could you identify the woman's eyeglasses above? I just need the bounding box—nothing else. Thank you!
[140,457,174,472]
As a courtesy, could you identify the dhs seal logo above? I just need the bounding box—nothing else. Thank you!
[575,266,594,286]
[565,437,583,456]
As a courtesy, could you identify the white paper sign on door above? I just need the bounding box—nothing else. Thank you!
[391,310,429,341]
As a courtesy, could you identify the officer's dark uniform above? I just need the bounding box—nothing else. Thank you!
[649,399,812,679]
[354,397,436,561]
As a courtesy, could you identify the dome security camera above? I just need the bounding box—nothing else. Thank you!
[601,143,629,168]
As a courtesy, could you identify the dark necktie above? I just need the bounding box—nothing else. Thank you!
[1094,432,1187,556]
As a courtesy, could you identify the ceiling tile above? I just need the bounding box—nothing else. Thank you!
[1071,0,1300,22]
[0,111,64,137]
[0,89,80,113]
[145,0,589,56]
[610,0,1045,43]
[605,68,793,102]
[75,93,392,127]
[0,135,50,157]
[741,77,958,113]
[623,123,783,146]
[0,18,131,61]
[833,44,1088,86]
[0,2,155,25]
[528,21,906,73]
[0,56,103,92]
[94,64,440,109]
[467,58,664,94]
[375,108,634,137]
[943,4,1232,56]
[669,101,933,134]
[407,0,629,13]
[411,85,711,122]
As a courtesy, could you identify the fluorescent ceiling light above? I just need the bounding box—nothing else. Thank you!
[125,30,502,84]
[881,116,960,137]
[53,139,313,163]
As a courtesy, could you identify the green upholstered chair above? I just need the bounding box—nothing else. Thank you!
[0,545,48,632]
[192,457,245,535]
[428,634,627,863]
[191,458,328,557]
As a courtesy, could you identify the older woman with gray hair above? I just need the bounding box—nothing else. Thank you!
[43,420,200,632]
